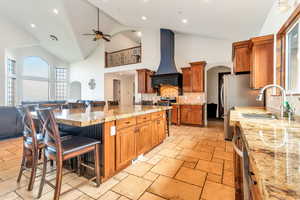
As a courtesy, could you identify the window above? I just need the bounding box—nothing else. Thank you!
[7,59,16,106]
[286,22,300,93]
[55,68,68,100]
[22,57,49,101]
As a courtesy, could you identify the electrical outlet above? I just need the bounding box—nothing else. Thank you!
[110,126,116,136]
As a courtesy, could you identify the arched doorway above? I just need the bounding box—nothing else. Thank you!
[206,65,231,121]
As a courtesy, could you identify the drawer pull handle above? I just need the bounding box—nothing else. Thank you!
[125,121,131,124]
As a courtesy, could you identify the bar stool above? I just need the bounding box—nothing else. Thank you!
[107,100,119,106]
[90,101,106,107]
[37,108,101,200]
[68,102,86,109]
[17,106,45,191]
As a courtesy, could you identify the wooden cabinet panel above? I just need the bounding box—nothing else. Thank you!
[182,67,192,92]
[137,69,155,94]
[151,120,160,147]
[151,111,164,120]
[190,62,205,92]
[116,126,137,171]
[180,105,203,126]
[232,40,251,73]
[157,118,166,143]
[116,117,136,130]
[137,114,151,124]
[171,105,180,125]
[250,35,274,89]
[136,122,152,155]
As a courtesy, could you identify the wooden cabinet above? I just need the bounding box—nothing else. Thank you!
[171,105,180,125]
[180,105,203,126]
[116,126,137,171]
[151,112,166,147]
[182,67,192,92]
[232,40,251,73]
[182,61,206,93]
[250,35,274,89]
[137,69,155,93]
[136,122,152,155]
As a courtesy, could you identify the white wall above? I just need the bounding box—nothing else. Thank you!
[104,73,134,105]
[105,33,139,52]
[0,16,38,105]
[70,43,105,100]
[175,33,233,70]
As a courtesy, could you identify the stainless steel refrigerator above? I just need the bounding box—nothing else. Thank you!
[221,74,263,140]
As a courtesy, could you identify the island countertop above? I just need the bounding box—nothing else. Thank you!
[40,105,172,127]
[230,107,300,200]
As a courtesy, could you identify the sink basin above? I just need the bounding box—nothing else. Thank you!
[242,113,278,120]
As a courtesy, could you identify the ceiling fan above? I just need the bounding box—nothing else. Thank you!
[82,8,111,42]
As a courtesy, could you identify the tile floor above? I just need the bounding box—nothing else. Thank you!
[0,120,235,200]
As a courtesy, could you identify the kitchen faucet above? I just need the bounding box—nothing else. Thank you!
[256,84,286,118]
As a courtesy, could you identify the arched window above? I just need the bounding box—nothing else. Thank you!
[22,57,50,101]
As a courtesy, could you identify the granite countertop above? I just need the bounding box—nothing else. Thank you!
[171,103,205,106]
[35,105,172,127]
[230,107,300,200]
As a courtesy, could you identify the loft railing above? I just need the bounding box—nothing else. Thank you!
[105,46,141,68]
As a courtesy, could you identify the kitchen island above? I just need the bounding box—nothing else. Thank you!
[230,107,300,200]
[43,105,172,182]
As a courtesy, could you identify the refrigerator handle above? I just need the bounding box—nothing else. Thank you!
[220,84,224,107]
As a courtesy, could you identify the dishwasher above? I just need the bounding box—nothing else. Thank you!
[232,127,257,200]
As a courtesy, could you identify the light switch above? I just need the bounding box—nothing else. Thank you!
[110,126,116,136]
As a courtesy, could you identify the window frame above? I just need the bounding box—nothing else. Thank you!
[6,58,17,106]
[55,67,69,100]
[285,19,300,94]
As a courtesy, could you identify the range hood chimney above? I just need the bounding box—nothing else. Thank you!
[151,29,182,89]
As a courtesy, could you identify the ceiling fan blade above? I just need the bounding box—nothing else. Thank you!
[103,34,111,38]
[82,33,96,36]
[93,37,98,41]
[103,37,110,42]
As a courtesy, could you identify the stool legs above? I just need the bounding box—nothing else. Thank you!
[27,150,37,191]
[54,159,63,200]
[38,152,48,198]
[17,147,26,183]
[95,144,100,187]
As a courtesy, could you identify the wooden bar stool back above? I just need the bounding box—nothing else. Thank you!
[68,102,86,109]
[90,101,106,107]
[17,106,44,191]
[37,108,101,200]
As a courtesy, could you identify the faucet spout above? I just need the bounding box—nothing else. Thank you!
[256,84,286,118]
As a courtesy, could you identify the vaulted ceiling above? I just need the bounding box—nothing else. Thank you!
[88,0,274,40]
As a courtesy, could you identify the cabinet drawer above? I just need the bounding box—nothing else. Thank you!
[151,111,164,120]
[137,114,151,124]
[116,117,137,129]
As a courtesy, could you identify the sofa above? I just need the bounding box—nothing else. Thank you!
[0,106,23,140]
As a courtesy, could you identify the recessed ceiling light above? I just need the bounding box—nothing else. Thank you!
[49,35,58,41]
[181,19,188,24]
[53,8,59,15]
[30,23,36,28]
[137,32,142,37]
[141,16,147,21]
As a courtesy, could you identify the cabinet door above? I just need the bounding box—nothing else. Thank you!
[151,120,160,147]
[191,66,204,92]
[182,68,192,92]
[116,126,137,170]
[180,105,203,125]
[146,70,155,93]
[136,122,152,155]
[171,105,179,125]
[250,36,274,89]
[137,69,147,93]
[180,107,190,124]
[233,41,251,73]
[157,118,166,143]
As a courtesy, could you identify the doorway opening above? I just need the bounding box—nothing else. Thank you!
[206,66,231,121]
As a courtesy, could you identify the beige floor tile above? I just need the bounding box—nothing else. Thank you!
[148,176,202,200]
[143,171,159,181]
[76,194,95,200]
[224,160,234,171]
[78,177,119,199]
[0,177,28,196]
[118,196,131,200]
[147,155,164,165]
[124,161,153,177]
[175,155,199,163]
[211,157,224,164]
[195,160,223,175]
[222,170,235,187]
[39,184,80,200]
[112,175,152,200]
[178,140,198,149]
[180,149,212,161]
[151,158,183,177]
[0,191,22,200]
[16,179,53,200]
[182,161,197,169]
[114,171,129,181]
[139,192,166,200]
[206,173,222,184]
[202,181,235,200]
[193,144,215,154]
[213,150,233,161]
[98,191,120,200]
[158,148,179,158]
[175,167,207,187]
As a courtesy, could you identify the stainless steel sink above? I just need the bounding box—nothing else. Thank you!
[242,113,278,120]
